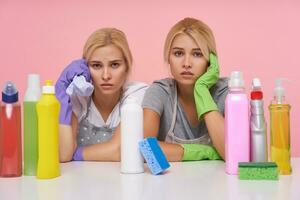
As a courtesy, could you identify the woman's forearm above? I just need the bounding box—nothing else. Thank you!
[82,140,181,162]
[82,125,121,161]
[158,141,184,162]
[59,125,77,162]
[203,110,225,159]
[82,141,120,161]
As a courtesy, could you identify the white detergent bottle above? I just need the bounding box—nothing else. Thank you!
[120,96,144,174]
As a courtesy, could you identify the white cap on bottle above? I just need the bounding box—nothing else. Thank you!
[228,71,245,88]
[42,80,55,94]
[274,78,285,98]
[252,78,261,90]
[24,74,41,101]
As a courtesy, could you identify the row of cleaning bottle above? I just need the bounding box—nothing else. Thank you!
[225,71,291,175]
[0,75,61,179]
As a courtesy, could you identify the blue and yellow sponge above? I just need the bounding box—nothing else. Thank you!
[139,137,170,175]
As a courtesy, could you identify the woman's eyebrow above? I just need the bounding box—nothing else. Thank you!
[192,48,202,51]
[172,47,184,50]
[89,60,101,63]
[109,59,123,62]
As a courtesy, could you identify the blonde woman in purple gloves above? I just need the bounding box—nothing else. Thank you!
[55,28,148,162]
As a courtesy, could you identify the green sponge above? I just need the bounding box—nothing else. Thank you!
[238,162,279,180]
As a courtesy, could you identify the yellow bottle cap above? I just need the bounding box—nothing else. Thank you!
[45,80,52,86]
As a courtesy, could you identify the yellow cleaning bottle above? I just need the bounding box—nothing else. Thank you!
[36,80,61,179]
[269,78,291,175]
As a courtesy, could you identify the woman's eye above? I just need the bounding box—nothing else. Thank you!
[91,63,102,69]
[111,62,120,68]
[193,52,203,57]
[174,51,184,57]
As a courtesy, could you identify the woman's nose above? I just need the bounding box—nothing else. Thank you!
[183,55,191,69]
[102,67,112,81]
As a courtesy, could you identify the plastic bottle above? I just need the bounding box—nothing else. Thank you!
[0,82,22,177]
[36,80,60,179]
[269,78,291,175]
[225,71,250,175]
[120,97,144,174]
[250,78,267,162]
[23,74,41,176]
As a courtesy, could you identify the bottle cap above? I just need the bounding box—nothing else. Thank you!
[274,78,285,98]
[251,78,263,100]
[27,74,40,89]
[24,74,41,101]
[42,80,55,94]
[252,78,261,90]
[228,71,245,88]
[2,81,18,103]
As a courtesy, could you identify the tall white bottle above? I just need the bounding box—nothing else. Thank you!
[120,97,144,174]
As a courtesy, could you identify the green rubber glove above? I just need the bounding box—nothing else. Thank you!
[194,53,220,119]
[181,144,222,161]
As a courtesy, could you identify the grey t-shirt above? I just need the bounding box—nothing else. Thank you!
[142,78,228,143]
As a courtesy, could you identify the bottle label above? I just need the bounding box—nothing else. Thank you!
[5,104,13,119]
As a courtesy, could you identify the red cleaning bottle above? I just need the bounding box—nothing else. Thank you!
[0,81,22,177]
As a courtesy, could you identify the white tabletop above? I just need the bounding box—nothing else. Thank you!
[0,158,299,200]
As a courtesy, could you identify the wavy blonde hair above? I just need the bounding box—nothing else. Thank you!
[83,28,133,72]
[164,17,217,63]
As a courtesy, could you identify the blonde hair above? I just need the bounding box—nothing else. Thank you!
[83,28,133,72]
[164,17,217,63]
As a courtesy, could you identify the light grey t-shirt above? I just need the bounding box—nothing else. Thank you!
[142,78,228,143]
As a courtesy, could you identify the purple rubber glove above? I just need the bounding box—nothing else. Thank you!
[72,147,84,161]
[55,59,91,125]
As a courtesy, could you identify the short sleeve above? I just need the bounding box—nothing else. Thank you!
[142,84,167,116]
[127,84,148,106]
[210,77,229,116]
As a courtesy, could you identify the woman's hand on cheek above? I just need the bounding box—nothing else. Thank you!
[195,53,219,89]
[193,53,219,119]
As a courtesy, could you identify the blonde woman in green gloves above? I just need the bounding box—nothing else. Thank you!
[143,17,228,161]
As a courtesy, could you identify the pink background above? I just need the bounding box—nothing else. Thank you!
[0,1,299,156]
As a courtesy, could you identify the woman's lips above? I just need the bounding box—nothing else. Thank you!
[180,71,194,78]
[100,83,113,89]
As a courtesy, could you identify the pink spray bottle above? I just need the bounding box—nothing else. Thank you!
[225,71,250,175]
